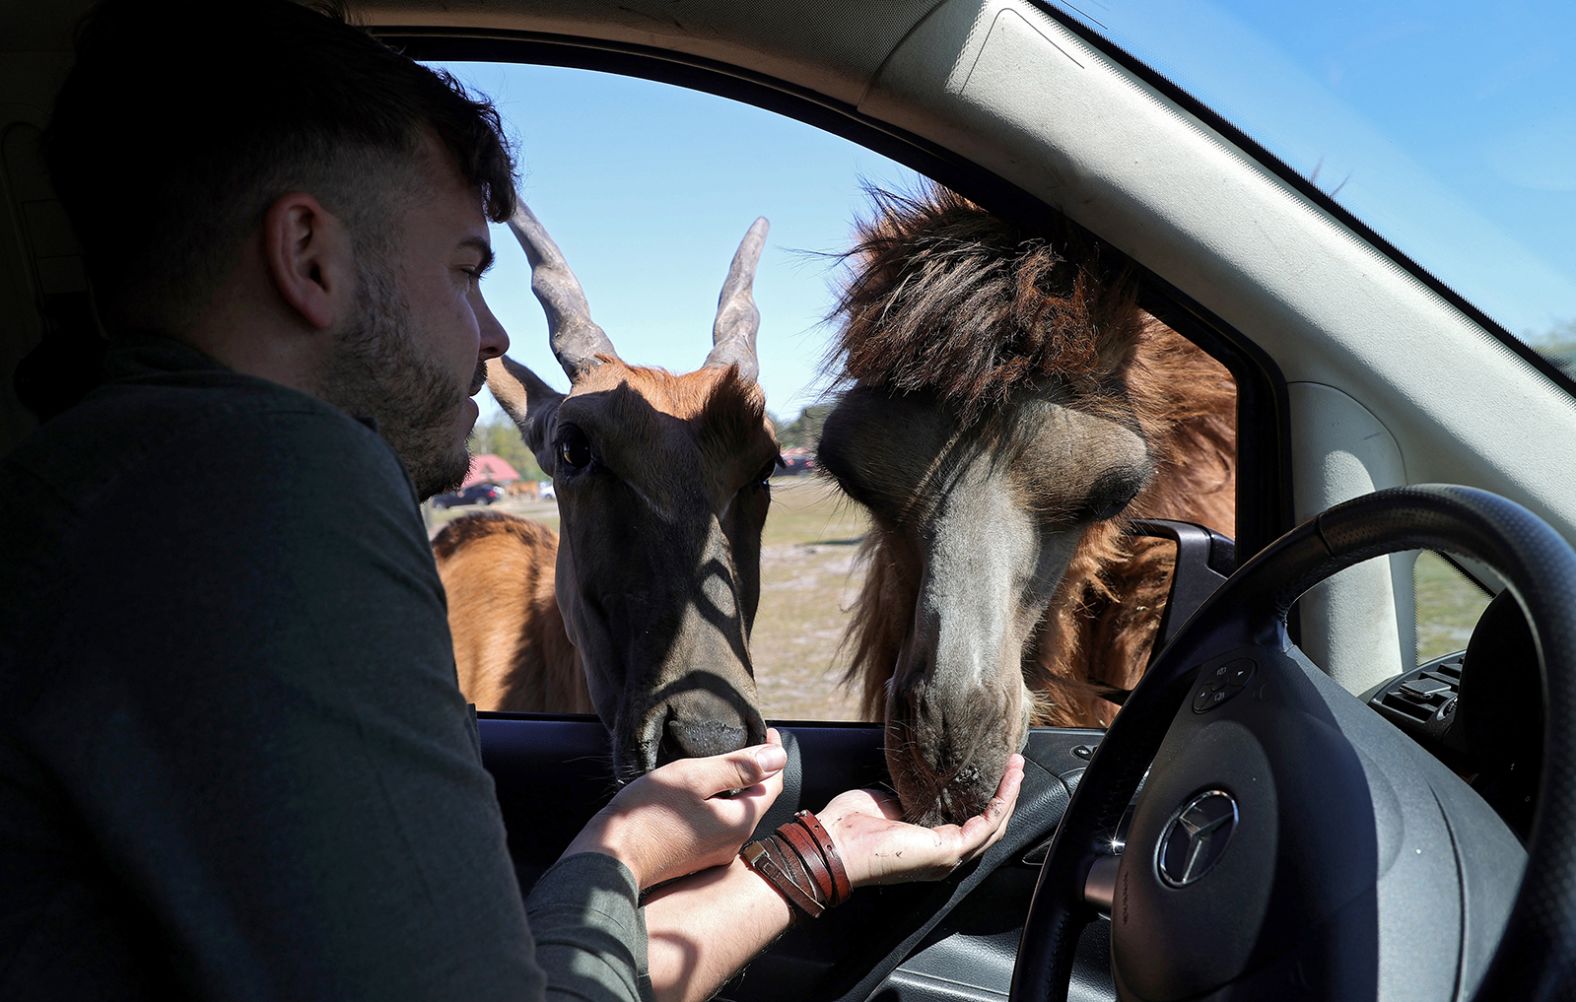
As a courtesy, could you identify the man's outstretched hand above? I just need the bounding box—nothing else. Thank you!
[564,729,788,890]
[639,752,1025,1002]
[818,753,1025,887]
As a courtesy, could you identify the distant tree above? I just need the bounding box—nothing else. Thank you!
[468,415,545,480]
[1524,319,1576,377]
[776,403,833,450]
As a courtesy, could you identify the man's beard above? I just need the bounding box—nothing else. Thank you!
[318,252,484,500]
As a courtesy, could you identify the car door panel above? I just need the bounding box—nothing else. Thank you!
[480,717,1114,1000]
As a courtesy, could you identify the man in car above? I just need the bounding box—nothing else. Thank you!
[0,2,1022,1001]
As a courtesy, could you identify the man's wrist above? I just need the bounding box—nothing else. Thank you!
[722,856,796,927]
[643,858,796,1002]
[563,814,646,888]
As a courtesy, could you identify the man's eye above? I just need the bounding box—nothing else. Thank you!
[557,427,594,471]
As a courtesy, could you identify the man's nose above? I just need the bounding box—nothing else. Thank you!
[477,297,509,359]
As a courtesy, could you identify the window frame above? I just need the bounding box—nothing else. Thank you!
[387,28,1293,565]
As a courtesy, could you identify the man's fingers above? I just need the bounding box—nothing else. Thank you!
[726,768,785,816]
[962,797,1013,855]
[699,742,788,797]
[946,755,1025,860]
[994,754,1026,799]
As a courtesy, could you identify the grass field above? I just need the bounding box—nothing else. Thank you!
[428,484,1493,721]
[1414,550,1493,663]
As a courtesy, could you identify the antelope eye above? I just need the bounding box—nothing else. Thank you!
[556,427,593,472]
[754,457,782,488]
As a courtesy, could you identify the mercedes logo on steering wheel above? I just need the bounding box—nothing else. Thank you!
[1155,789,1239,887]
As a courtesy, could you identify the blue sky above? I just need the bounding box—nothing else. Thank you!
[1048,0,1576,343]
[440,5,1575,423]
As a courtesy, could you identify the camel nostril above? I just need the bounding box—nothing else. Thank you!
[662,717,749,761]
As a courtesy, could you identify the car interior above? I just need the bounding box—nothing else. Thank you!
[4,1,1575,999]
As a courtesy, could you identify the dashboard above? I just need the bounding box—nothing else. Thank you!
[1366,588,1540,840]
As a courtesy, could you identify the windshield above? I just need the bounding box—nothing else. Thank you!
[1043,1,1576,383]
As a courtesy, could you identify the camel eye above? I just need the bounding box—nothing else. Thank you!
[556,427,593,472]
[1087,493,1135,522]
[1082,471,1144,522]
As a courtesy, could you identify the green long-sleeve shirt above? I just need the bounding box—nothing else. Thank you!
[0,337,650,1001]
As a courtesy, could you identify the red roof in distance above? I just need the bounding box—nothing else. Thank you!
[462,453,521,488]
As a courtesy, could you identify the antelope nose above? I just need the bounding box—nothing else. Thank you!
[663,717,749,761]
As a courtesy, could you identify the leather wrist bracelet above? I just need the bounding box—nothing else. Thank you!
[739,809,851,920]
[792,809,851,906]
[741,836,823,919]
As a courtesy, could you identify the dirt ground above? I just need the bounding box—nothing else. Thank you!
[747,478,871,721]
[427,476,871,721]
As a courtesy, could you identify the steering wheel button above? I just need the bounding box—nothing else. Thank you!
[1223,659,1256,687]
[1192,675,1246,713]
[1193,684,1238,713]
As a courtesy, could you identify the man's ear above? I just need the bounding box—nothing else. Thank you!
[486,355,565,473]
[261,192,353,331]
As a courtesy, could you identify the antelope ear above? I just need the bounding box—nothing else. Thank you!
[486,355,564,473]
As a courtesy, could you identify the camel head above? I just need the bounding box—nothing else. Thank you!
[821,387,1153,825]
[817,187,1168,826]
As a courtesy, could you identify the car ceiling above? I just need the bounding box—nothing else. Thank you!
[360,1,1576,543]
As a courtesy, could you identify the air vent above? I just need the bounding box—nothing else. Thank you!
[1372,657,1463,740]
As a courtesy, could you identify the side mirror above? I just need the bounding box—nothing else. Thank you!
[1128,518,1236,658]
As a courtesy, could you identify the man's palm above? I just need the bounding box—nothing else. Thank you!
[819,755,1023,887]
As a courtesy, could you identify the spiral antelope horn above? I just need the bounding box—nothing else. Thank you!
[702,217,769,383]
[506,200,618,382]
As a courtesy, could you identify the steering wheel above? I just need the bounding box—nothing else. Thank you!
[1011,485,1576,1000]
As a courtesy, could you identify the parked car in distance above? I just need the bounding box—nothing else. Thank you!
[779,449,815,476]
[432,483,505,508]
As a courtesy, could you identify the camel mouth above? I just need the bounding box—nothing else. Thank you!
[887,725,991,825]
[886,688,1022,826]
[895,762,995,827]
[622,711,666,780]
[612,752,650,786]
[616,678,767,785]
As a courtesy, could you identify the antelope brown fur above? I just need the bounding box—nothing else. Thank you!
[432,514,586,713]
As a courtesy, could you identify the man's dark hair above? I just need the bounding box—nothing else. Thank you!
[44,0,517,333]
